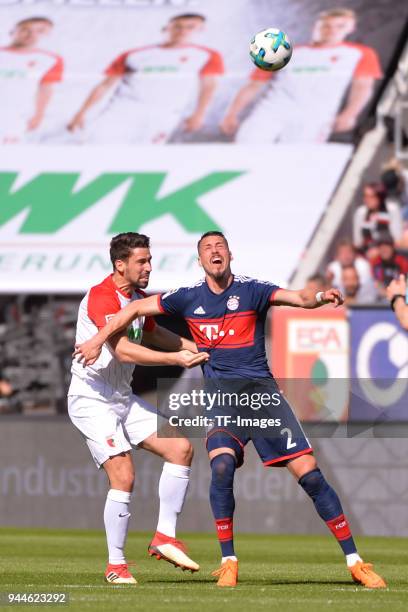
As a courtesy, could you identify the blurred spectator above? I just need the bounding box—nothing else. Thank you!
[305,273,328,294]
[0,377,13,398]
[341,265,373,306]
[386,274,408,330]
[380,159,408,250]
[326,238,377,302]
[353,182,403,254]
[381,159,408,207]
[370,233,408,299]
[0,370,14,414]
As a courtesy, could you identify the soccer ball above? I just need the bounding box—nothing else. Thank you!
[249,28,292,71]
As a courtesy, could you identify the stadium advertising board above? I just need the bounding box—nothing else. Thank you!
[271,307,349,421]
[0,144,351,292]
[349,309,408,422]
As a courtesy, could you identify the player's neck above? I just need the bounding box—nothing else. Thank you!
[9,43,33,50]
[205,273,234,294]
[111,273,133,297]
[161,41,187,48]
[312,40,342,47]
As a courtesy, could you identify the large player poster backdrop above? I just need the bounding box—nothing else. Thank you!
[0,0,406,147]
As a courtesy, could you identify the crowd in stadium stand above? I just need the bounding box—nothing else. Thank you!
[310,158,408,306]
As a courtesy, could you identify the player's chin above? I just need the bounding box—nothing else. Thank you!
[137,277,150,288]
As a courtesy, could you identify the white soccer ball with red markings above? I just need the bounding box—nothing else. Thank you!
[249,28,292,71]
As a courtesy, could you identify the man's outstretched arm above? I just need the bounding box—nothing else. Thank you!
[271,287,344,308]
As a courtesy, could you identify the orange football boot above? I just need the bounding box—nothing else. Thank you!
[211,559,238,587]
[349,561,386,588]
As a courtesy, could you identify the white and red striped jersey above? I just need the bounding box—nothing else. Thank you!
[69,274,156,403]
[251,42,382,120]
[105,43,224,110]
[0,46,63,117]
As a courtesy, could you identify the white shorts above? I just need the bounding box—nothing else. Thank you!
[88,98,180,145]
[67,394,159,468]
[236,104,333,144]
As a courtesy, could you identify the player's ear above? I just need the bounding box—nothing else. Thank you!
[229,251,233,262]
[197,256,203,268]
[115,259,125,273]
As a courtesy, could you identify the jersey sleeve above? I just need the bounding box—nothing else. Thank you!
[200,49,225,76]
[40,55,64,84]
[87,286,121,330]
[353,46,382,79]
[251,279,281,312]
[105,51,129,76]
[159,287,188,316]
[250,67,274,82]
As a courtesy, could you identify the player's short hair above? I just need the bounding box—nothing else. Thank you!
[110,232,150,268]
[170,13,206,23]
[16,16,54,28]
[318,8,356,21]
[197,231,229,252]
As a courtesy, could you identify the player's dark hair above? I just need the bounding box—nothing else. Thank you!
[110,232,150,269]
[170,13,206,23]
[16,16,54,27]
[197,231,228,251]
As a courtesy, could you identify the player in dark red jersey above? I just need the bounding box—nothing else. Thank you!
[74,231,386,590]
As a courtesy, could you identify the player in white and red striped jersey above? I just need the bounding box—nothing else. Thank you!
[68,232,209,584]
[0,17,63,144]
[220,8,382,143]
[67,13,224,144]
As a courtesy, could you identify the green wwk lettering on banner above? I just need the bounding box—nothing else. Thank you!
[0,171,243,234]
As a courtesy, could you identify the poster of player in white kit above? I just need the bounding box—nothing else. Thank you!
[0,0,406,146]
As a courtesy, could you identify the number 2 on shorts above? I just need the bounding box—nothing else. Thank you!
[281,427,297,450]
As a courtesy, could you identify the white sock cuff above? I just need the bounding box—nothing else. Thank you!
[162,462,191,479]
[107,489,132,504]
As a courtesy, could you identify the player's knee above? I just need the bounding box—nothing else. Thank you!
[298,468,328,499]
[167,437,193,466]
[210,453,236,488]
[111,471,135,492]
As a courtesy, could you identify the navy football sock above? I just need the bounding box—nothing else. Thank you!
[299,468,357,556]
[209,453,236,557]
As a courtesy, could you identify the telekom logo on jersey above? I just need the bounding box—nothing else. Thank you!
[199,324,235,341]
[187,311,257,348]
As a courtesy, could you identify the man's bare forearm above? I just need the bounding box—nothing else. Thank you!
[112,336,183,365]
[144,325,197,352]
[393,298,408,330]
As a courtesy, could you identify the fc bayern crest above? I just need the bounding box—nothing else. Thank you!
[227,295,240,311]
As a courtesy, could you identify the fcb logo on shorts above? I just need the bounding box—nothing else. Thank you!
[227,296,240,311]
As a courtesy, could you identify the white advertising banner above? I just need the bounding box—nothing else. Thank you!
[0,143,351,292]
